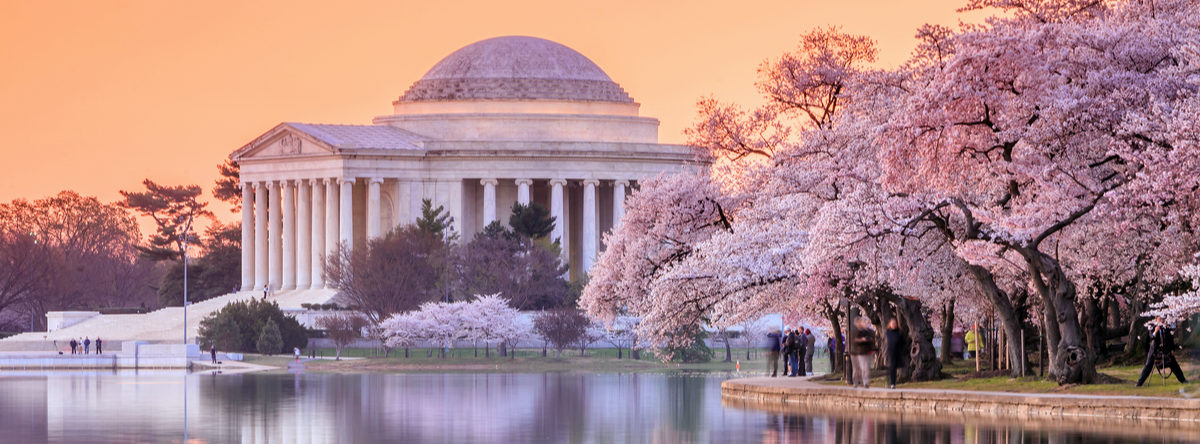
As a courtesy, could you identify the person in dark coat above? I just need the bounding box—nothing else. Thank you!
[766,329,782,377]
[804,328,816,375]
[211,344,218,364]
[69,338,77,355]
[95,338,102,354]
[850,318,878,388]
[791,329,807,377]
[785,329,804,377]
[827,336,836,374]
[885,319,903,389]
[1137,317,1188,386]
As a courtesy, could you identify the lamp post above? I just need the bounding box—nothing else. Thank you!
[179,215,194,347]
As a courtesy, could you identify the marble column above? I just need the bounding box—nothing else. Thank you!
[550,179,566,253]
[310,179,325,289]
[339,178,355,251]
[282,180,297,290]
[481,178,498,226]
[240,183,254,291]
[324,178,339,286]
[582,179,598,272]
[268,181,282,291]
[367,178,383,239]
[613,180,628,228]
[409,180,423,221]
[296,180,311,289]
[516,179,532,206]
[253,182,268,291]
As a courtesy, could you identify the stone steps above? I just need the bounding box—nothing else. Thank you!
[0,289,338,351]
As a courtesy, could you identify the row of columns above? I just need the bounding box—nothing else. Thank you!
[480,178,627,272]
[241,178,357,292]
[240,176,631,292]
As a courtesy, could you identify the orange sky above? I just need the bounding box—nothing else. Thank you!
[0,0,982,228]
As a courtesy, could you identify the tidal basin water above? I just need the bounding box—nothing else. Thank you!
[0,370,1195,444]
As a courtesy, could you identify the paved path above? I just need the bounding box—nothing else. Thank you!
[190,359,277,375]
[731,375,1196,402]
[722,375,1200,440]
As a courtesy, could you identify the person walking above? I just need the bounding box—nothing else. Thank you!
[827,335,836,374]
[850,318,877,388]
[766,329,782,377]
[804,328,816,375]
[1136,317,1188,386]
[83,337,91,354]
[885,319,903,389]
[964,324,979,359]
[793,329,807,377]
[95,338,102,354]
[294,347,301,362]
[211,344,218,364]
[785,329,803,377]
[69,338,77,355]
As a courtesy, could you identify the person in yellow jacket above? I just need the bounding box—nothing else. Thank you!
[964,324,980,359]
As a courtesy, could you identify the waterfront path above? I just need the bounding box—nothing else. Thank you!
[722,376,1200,440]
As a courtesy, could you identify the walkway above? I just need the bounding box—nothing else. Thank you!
[722,376,1200,440]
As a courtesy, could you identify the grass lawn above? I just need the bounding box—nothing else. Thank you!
[240,347,782,374]
[819,358,1199,398]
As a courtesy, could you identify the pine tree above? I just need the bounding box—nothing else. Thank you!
[415,199,457,242]
[255,318,283,355]
[509,202,555,240]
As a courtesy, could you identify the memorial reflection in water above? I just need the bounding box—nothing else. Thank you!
[0,371,1192,443]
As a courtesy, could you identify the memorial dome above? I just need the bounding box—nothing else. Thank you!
[397,36,634,103]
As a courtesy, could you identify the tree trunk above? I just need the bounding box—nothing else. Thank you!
[499,341,507,357]
[335,346,342,361]
[965,263,1028,377]
[1082,287,1106,362]
[723,335,732,363]
[940,299,955,365]
[824,305,844,374]
[1025,250,1096,384]
[404,347,409,358]
[1122,297,1151,362]
[883,291,942,381]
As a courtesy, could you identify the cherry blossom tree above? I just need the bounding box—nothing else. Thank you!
[881,0,1200,383]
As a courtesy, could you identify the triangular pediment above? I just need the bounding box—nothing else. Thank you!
[231,123,337,161]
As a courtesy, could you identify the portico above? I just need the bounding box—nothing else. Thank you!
[231,36,703,289]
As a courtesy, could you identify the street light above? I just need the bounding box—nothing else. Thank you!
[179,215,194,348]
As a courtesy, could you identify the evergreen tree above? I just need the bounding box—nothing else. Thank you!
[119,179,211,261]
[256,318,283,355]
[205,313,242,352]
[509,202,555,240]
[415,199,457,242]
[211,159,241,212]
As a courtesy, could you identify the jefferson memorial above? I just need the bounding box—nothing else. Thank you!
[0,36,700,350]
[233,35,700,289]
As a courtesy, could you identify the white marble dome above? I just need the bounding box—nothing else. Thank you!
[398,36,634,103]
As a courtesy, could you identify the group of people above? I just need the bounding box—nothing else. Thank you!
[765,318,907,390]
[67,337,101,355]
[765,327,816,377]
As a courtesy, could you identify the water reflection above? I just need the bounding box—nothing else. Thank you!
[0,371,1194,443]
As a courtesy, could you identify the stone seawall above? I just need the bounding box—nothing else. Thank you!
[0,342,202,369]
[721,377,1200,440]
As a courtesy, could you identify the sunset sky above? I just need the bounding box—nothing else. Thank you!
[0,0,983,227]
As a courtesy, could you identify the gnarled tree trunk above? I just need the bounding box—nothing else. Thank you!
[1025,250,1095,384]
[940,299,955,365]
[966,264,1028,377]
[882,290,941,381]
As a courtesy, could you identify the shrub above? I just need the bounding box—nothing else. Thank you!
[198,299,307,353]
[256,318,283,355]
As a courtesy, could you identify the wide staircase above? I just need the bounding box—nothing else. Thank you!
[0,288,338,352]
